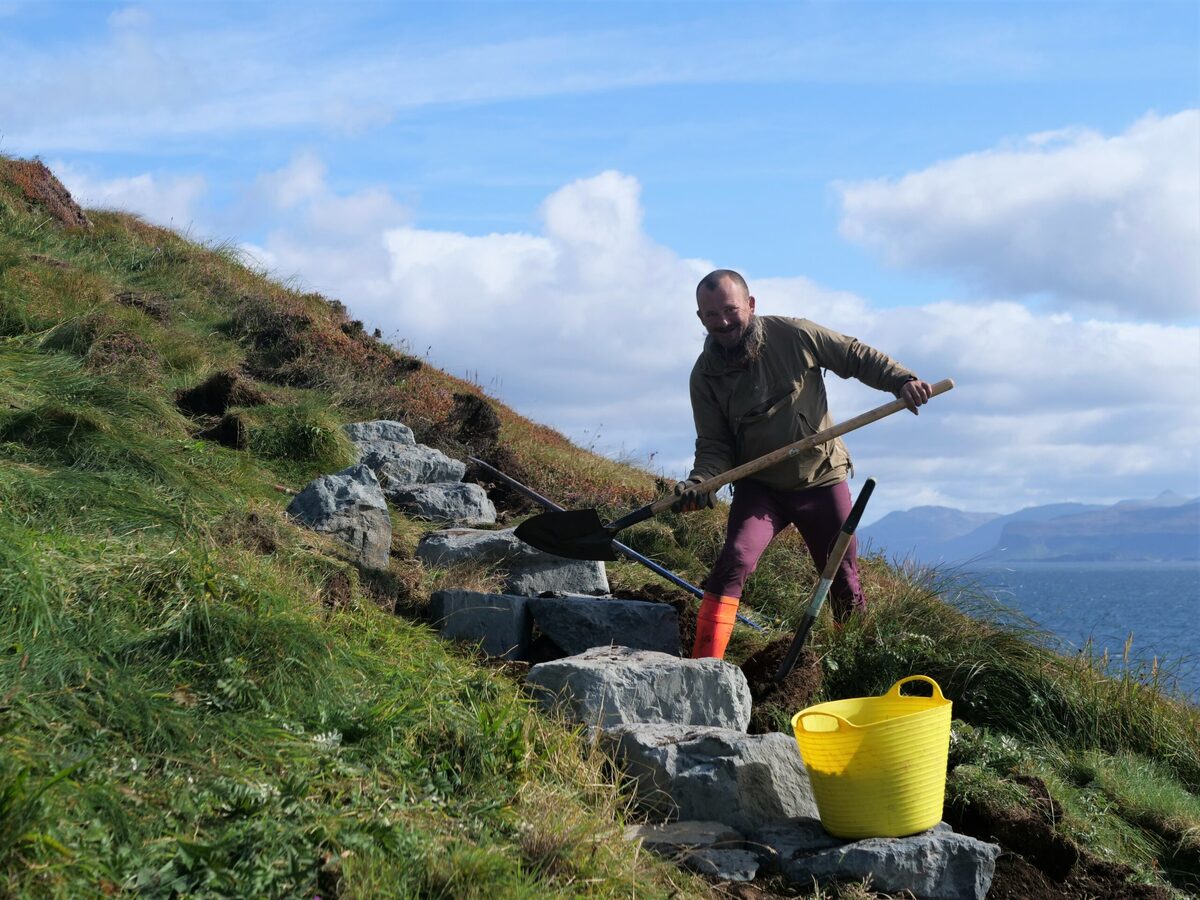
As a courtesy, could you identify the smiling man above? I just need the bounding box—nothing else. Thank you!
[677,269,933,659]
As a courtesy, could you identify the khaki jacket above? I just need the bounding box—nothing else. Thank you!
[687,316,915,491]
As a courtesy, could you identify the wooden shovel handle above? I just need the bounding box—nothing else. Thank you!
[651,377,954,515]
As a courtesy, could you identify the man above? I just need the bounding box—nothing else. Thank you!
[676,269,933,659]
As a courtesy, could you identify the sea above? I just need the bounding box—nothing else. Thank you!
[957,562,1200,705]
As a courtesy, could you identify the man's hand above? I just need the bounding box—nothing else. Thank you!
[900,378,933,414]
[672,478,715,513]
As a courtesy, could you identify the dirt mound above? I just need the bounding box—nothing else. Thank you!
[948,774,1171,899]
[988,851,1172,900]
[213,510,280,555]
[448,392,501,454]
[947,774,1077,879]
[196,412,249,450]
[740,636,823,734]
[175,371,268,417]
[463,448,543,520]
[114,290,171,322]
[1,159,92,229]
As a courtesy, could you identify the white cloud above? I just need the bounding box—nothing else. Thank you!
[838,110,1200,321]
[830,302,1200,514]
[242,160,1199,517]
[239,153,411,304]
[52,160,207,228]
[254,152,327,210]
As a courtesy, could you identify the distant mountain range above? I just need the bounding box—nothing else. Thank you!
[860,491,1200,564]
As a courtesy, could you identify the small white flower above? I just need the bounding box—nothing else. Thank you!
[312,730,342,752]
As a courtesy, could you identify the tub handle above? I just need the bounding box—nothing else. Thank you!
[886,675,945,700]
[793,710,856,733]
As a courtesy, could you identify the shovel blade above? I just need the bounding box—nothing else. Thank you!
[514,509,619,561]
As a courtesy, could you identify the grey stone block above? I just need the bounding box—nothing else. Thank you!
[754,818,999,900]
[429,589,531,660]
[417,527,608,596]
[362,443,466,487]
[287,463,390,570]
[602,724,819,832]
[387,482,497,525]
[528,595,679,656]
[624,821,744,854]
[525,647,751,729]
[343,420,415,447]
[680,848,761,882]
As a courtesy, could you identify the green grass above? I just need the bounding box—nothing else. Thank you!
[3,156,1199,897]
[0,161,700,898]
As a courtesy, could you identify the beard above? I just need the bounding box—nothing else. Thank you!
[709,315,764,366]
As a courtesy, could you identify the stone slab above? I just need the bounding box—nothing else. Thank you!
[429,589,531,660]
[526,647,751,729]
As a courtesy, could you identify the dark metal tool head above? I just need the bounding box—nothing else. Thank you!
[513,509,619,561]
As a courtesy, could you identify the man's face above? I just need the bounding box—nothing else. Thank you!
[696,279,756,348]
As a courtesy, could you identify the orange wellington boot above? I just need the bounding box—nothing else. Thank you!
[691,592,739,659]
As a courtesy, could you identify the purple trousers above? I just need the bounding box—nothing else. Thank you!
[704,479,865,622]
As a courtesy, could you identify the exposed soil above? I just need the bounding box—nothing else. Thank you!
[196,412,249,450]
[447,393,543,521]
[389,355,423,377]
[947,775,1172,900]
[985,851,1173,900]
[212,510,280,556]
[463,447,539,521]
[946,774,1077,879]
[447,391,501,455]
[29,252,72,269]
[739,637,823,735]
[1,159,92,229]
[359,563,424,619]
[114,290,171,322]
[175,371,268,417]
[320,570,353,611]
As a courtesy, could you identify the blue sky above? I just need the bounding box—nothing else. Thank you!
[3,1,1198,520]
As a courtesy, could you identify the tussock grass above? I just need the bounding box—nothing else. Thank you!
[0,174,701,898]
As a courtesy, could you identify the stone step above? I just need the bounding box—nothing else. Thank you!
[418,528,608,596]
[526,647,751,730]
[600,723,818,832]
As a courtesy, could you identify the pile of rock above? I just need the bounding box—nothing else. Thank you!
[286,419,498,571]
[528,647,1001,899]
[287,419,675,666]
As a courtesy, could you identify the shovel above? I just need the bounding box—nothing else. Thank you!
[774,476,875,681]
[468,456,763,631]
[515,378,953,561]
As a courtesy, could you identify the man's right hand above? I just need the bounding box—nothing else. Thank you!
[672,479,715,513]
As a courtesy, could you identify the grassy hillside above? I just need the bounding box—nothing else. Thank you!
[1,157,1197,899]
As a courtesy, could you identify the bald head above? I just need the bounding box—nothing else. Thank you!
[696,269,749,301]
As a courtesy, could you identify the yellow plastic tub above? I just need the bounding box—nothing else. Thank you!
[791,675,952,839]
